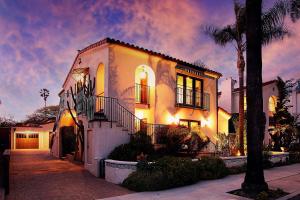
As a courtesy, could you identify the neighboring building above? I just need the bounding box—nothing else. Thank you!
[51,38,222,176]
[218,77,300,145]
[288,81,300,120]
[10,120,54,150]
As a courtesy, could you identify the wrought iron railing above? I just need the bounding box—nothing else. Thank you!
[135,83,150,104]
[93,96,168,142]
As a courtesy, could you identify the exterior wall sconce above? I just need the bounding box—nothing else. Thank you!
[139,67,147,79]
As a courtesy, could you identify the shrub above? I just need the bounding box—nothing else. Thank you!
[289,143,300,152]
[123,156,228,191]
[228,164,247,175]
[123,156,199,191]
[130,131,154,155]
[185,126,210,154]
[289,152,300,163]
[197,156,228,179]
[108,131,154,161]
[108,143,138,161]
[165,125,189,154]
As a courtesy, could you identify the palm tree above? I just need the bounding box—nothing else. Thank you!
[241,0,268,193]
[242,0,300,193]
[204,1,289,155]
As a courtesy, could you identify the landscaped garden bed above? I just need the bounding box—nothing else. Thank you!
[104,124,300,191]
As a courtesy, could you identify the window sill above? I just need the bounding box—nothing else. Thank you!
[175,104,203,110]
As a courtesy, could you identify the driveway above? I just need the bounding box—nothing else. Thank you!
[6,150,132,200]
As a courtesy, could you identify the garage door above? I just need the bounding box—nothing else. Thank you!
[16,133,39,149]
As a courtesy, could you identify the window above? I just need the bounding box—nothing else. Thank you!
[176,75,184,104]
[179,119,201,129]
[176,74,203,107]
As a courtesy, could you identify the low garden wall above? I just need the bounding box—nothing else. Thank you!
[105,159,137,184]
[221,152,289,168]
[105,151,290,184]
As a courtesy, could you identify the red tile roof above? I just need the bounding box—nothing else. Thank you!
[63,38,222,87]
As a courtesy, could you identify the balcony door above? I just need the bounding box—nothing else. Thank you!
[140,74,148,104]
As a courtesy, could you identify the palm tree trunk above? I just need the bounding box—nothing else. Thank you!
[238,50,245,156]
[242,0,268,193]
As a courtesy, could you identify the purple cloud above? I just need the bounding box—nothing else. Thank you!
[0,0,299,120]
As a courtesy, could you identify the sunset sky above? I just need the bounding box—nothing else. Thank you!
[0,0,299,121]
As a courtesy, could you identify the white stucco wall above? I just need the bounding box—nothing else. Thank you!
[84,121,130,177]
[107,45,219,143]
[230,81,278,144]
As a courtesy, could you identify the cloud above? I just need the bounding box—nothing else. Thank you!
[0,0,299,121]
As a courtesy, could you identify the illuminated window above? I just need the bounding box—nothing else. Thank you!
[176,74,203,108]
[179,119,200,129]
[269,96,277,114]
[186,77,193,105]
[177,75,184,104]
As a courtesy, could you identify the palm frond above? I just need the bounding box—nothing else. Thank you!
[262,25,290,45]
[262,0,287,30]
[203,25,237,46]
[290,0,300,22]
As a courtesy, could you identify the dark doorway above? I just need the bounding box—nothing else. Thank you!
[60,126,76,157]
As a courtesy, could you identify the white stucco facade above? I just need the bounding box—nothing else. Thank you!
[52,38,222,176]
[219,77,300,144]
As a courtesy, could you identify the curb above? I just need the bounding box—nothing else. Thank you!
[278,191,300,200]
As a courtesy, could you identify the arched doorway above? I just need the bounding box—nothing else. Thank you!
[135,65,155,105]
[59,110,76,157]
[134,65,155,127]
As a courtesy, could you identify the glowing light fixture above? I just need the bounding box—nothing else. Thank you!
[166,113,180,124]
[71,58,89,82]
[135,110,144,119]
[139,67,147,79]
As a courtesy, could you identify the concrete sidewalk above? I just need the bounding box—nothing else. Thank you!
[101,164,300,200]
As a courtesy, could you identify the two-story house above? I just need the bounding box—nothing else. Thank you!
[51,38,222,176]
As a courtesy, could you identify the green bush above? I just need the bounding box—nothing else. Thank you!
[165,126,189,154]
[108,131,154,161]
[123,156,228,191]
[228,164,247,175]
[289,152,300,163]
[108,143,138,161]
[197,156,228,179]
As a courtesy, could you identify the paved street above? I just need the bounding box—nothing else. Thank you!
[6,150,131,200]
[101,163,300,200]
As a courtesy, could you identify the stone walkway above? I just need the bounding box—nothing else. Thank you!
[101,163,300,200]
[6,150,131,200]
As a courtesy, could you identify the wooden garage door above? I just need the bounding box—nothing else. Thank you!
[16,133,39,149]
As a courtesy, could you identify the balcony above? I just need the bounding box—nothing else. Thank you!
[135,83,150,105]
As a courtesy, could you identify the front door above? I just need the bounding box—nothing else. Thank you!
[140,75,148,104]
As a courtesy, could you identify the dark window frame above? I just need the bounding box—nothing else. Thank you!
[176,73,204,108]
